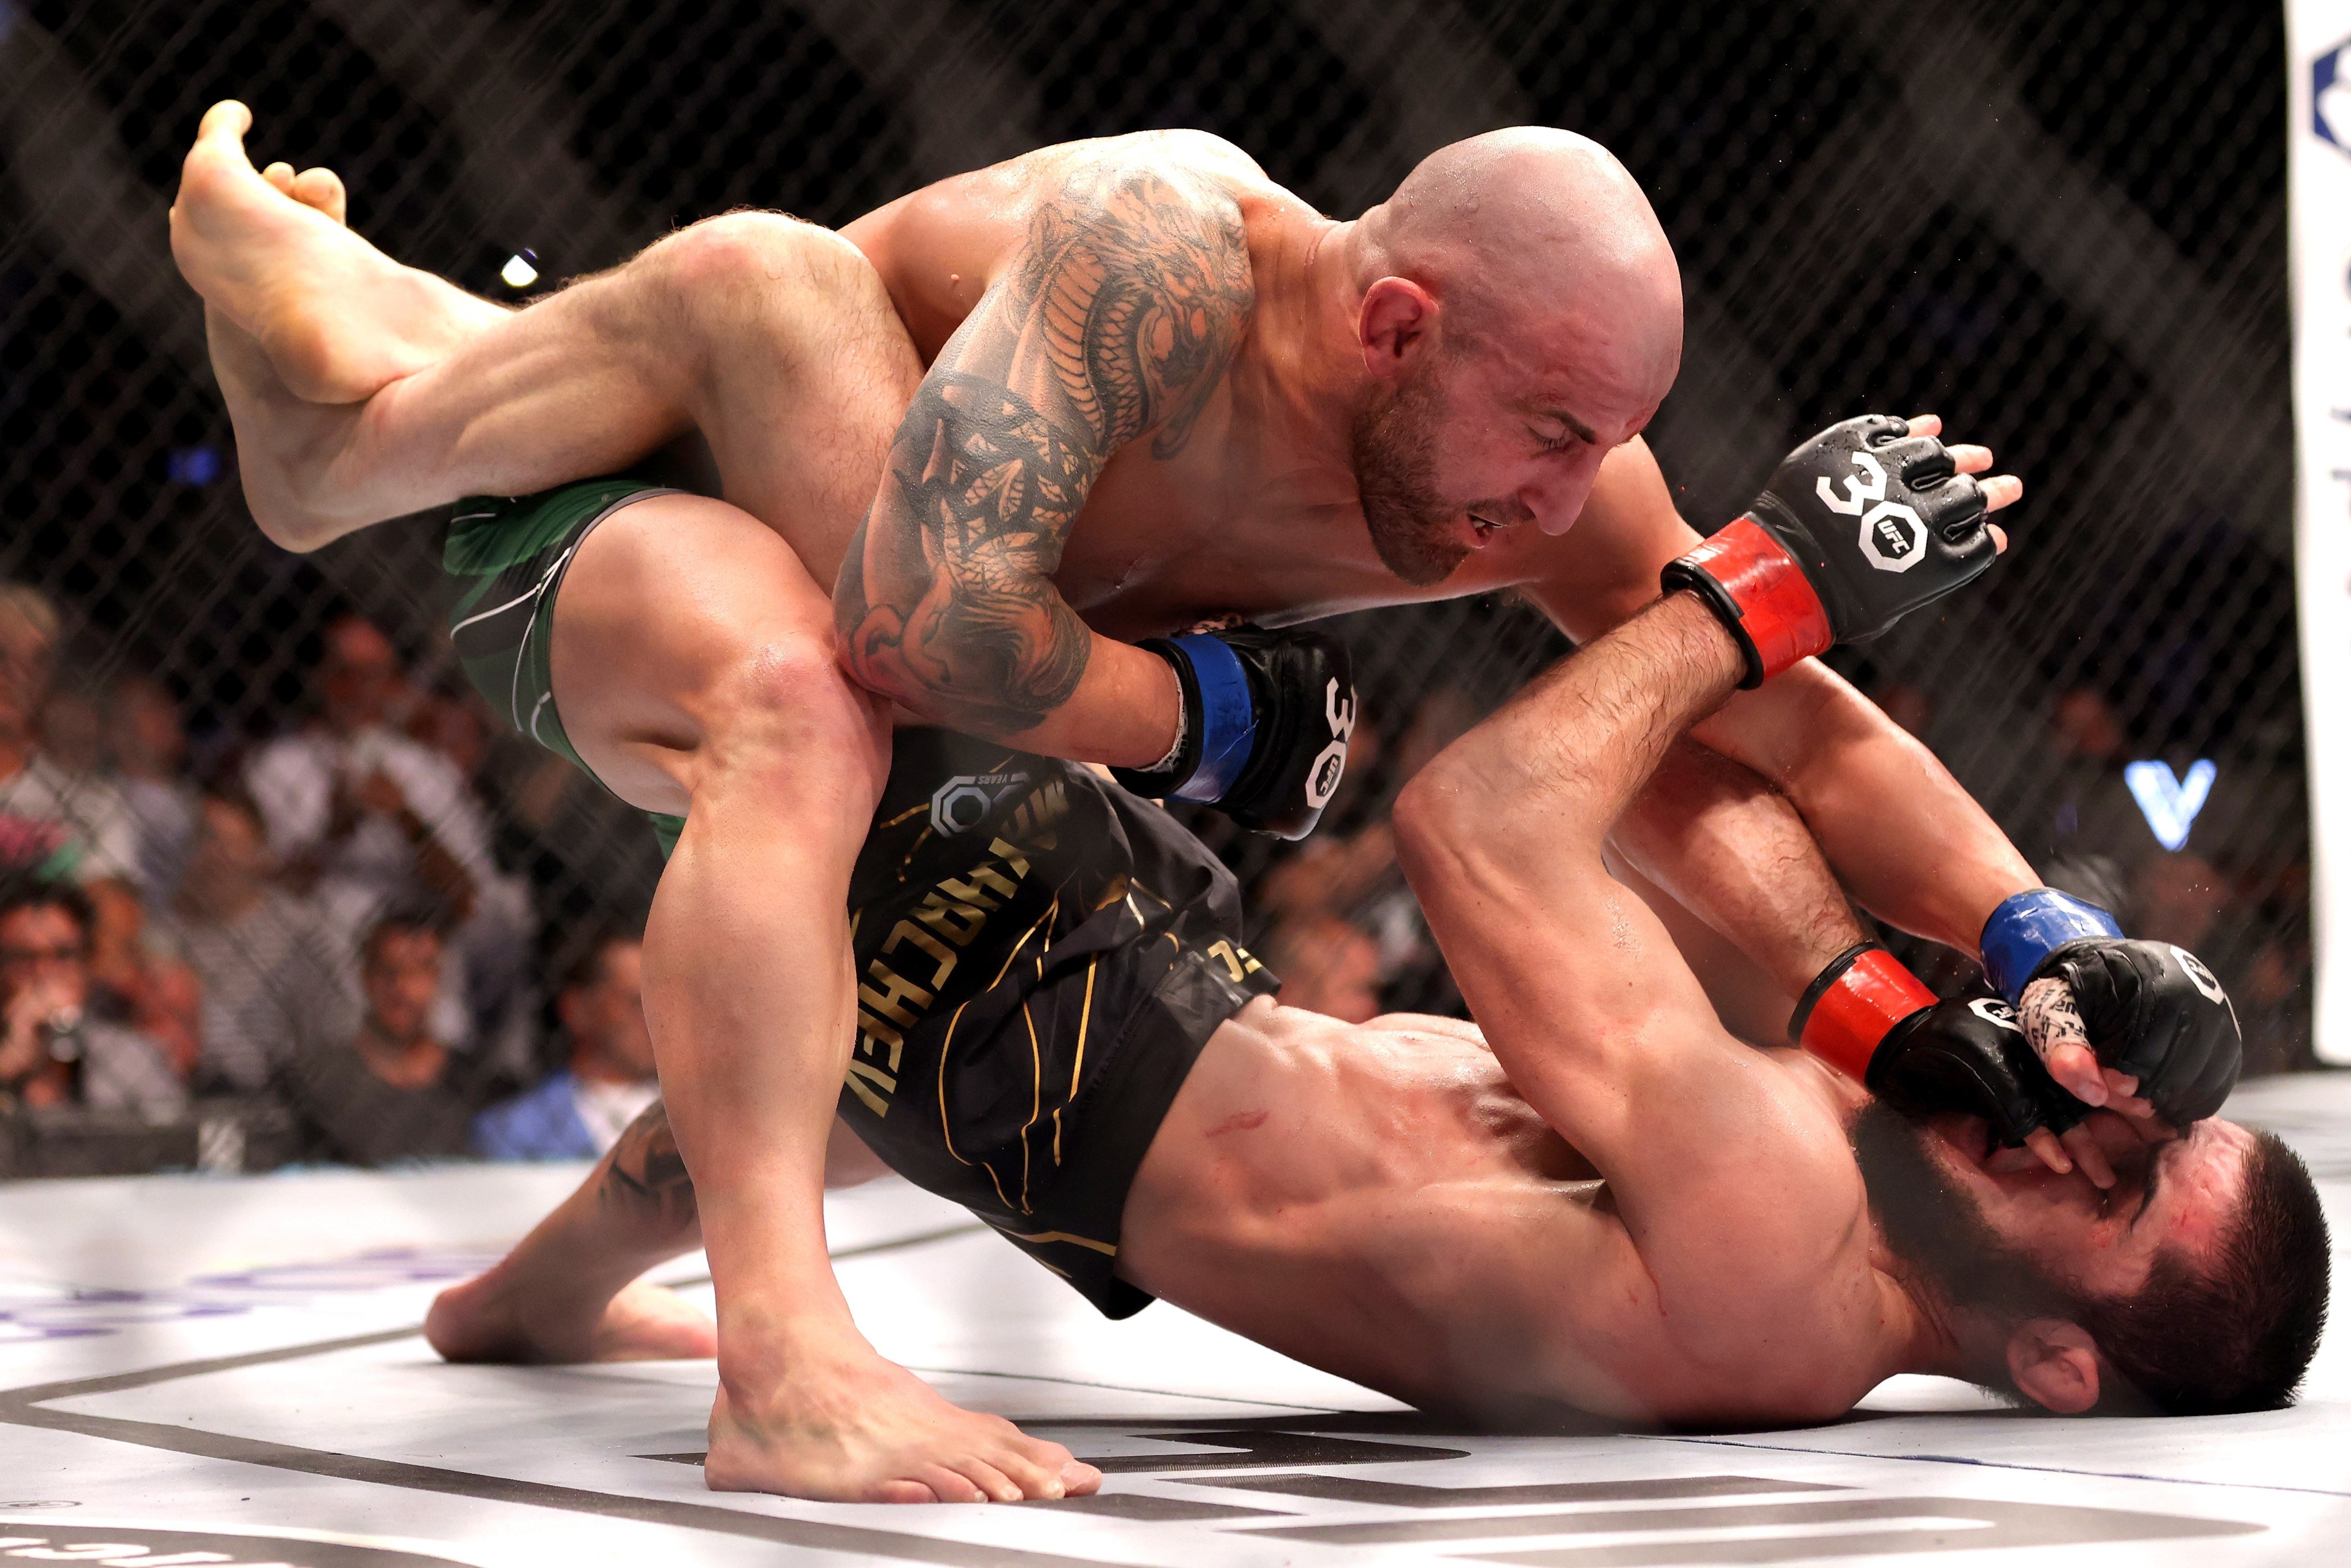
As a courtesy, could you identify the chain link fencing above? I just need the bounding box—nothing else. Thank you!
[0,0,2306,1173]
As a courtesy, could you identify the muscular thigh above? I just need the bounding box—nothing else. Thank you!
[661,215,924,587]
[551,491,887,818]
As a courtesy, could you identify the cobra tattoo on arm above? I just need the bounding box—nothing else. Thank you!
[836,162,1256,735]
[598,1100,698,1236]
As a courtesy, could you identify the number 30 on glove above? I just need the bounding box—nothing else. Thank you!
[1663,415,1998,688]
[1109,625,1356,840]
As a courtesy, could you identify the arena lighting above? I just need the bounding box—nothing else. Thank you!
[2123,758,2216,852]
[499,251,540,289]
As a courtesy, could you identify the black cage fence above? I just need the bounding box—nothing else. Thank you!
[0,0,2306,1174]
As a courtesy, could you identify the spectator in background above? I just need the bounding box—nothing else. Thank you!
[107,674,199,907]
[2015,686,2148,870]
[2134,851,2231,955]
[155,786,353,1095]
[38,684,104,775]
[1256,911,1383,1023]
[276,907,473,1166]
[405,681,541,1083]
[0,584,141,889]
[0,876,185,1118]
[243,613,489,1044]
[474,931,657,1160]
[82,877,203,1080]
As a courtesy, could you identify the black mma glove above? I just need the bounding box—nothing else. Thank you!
[1868,994,2091,1148]
[1980,889,2241,1125]
[2034,940,2242,1125]
[1109,625,1356,839]
[1791,943,2082,1146]
[1662,415,1997,687]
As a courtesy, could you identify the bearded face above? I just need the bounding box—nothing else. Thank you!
[1849,1100,2071,1328]
[1349,361,1471,589]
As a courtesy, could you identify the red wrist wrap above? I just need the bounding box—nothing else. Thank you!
[1792,946,1938,1082]
[1671,518,1833,687]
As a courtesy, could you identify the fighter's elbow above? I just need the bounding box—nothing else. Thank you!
[1393,768,1477,887]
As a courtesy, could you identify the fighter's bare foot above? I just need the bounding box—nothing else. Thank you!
[171,101,458,403]
[261,160,350,226]
[706,1329,1102,1504]
[425,1272,717,1364]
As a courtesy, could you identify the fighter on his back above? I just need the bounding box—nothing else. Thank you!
[172,103,2247,1500]
[421,458,2321,1454]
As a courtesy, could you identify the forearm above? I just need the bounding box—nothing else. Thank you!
[1610,739,1871,1005]
[1408,593,1745,854]
[834,524,1182,764]
[1690,661,2036,951]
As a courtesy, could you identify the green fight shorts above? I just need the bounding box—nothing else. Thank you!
[443,476,687,853]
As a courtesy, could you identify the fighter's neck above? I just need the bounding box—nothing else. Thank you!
[1222,211,1369,498]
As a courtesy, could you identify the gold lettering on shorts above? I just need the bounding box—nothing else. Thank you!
[840,774,1070,1120]
[916,891,989,945]
[860,958,933,1028]
[1205,939,1264,983]
[857,1009,904,1073]
[885,920,958,987]
[845,1057,895,1116]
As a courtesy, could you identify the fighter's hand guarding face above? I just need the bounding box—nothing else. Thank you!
[1974,886,2243,1168]
[1664,413,2017,687]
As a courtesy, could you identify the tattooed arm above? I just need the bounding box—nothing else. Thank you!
[835,161,1255,764]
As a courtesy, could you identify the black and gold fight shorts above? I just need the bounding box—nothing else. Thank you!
[443,478,1280,1317]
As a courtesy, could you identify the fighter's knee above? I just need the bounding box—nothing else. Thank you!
[653,212,866,311]
[721,628,886,752]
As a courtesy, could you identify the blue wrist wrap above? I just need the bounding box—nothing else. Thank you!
[1981,888,2124,1003]
[1168,634,1258,804]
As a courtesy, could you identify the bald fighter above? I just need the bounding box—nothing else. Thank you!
[171,107,2241,1499]
[424,491,2321,1451]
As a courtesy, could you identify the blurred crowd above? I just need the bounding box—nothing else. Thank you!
[0,575,2317,1178]
[0,581,660,1172]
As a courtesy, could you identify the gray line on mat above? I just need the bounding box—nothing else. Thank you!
[0,1221,1122,1566]
[1656,1433,2351,1502]
[1,1400,1109,1566]
[903,1364,1338,1412]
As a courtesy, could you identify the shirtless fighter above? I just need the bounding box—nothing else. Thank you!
[421,466,2323,1458]
[171,104,2246,1500]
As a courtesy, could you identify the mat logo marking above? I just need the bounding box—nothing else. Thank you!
[0,1522,470,1567]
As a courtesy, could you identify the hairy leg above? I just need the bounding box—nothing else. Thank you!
[427,1102,716,1364]
[545,495,1094,1505]
[427,1108,890,1364]
[173,104,920,572]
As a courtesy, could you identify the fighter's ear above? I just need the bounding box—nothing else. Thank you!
[1358,277,1437,377]
[2005,1318,2102,1414]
